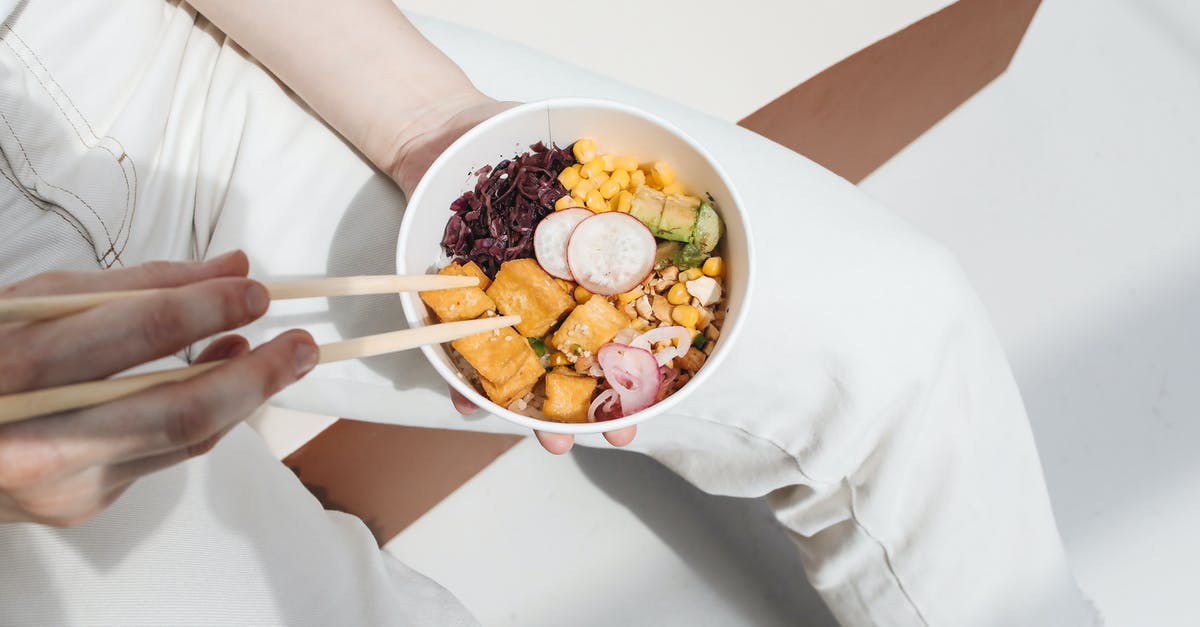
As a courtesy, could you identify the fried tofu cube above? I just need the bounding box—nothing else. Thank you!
[486,259,575,337]
[421,263,495,322]
[551,296,628,356]
[542,372,597,423]
[458,261,492,291]
[451,326,533,383]
[480,352,545,407]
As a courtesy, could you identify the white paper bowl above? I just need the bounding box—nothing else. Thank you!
[398,98,753,434]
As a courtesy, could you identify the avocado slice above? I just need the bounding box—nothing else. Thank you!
[673,242,707,269]
[629,187,665,232]
[691,201,723,254]
[654,241,682,270]
[658,194,701,242]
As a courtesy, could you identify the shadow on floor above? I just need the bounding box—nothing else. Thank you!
[573,446,839,627]
[1017,262,1200,543]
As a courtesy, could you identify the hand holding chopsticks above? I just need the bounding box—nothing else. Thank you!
[0,274,480,324]
[0,272,517,425]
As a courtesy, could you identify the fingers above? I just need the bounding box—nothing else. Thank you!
[111,329,316,462]
[0,250,249,298]
[0,331,275,527]
[102,421,238,489]
[5,277,270,392]
[194,334,251,363]
[0,474,133,528]
[534,424,637,454]
[47,329,317,469]
[535,431,574,455]
[87,336,248,479]
[602,425,637,447]
[449,388,478,415]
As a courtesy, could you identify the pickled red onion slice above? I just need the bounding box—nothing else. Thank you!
[588,389,622,422]
[596,343,661,415]
[613,327,639,345]
[631,326,693,367]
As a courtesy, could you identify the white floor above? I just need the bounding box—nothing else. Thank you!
[860,1,1200,625]
[386,438,834,627]
[381,1,1200,625]
[392,0,953,121]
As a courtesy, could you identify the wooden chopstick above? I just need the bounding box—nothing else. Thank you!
[0,274,479,324]
[0,315,519,425]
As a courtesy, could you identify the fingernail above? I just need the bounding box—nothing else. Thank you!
[245,283,269,316]
[293,342,319,376]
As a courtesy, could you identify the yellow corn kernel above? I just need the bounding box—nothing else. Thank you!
[598,178,621,199]
[651,161,676,187]
[574,285,592,304]
[661,182,687,196]
[702,256,724,277]
[580,157,606,180]
[666,283,690,305]
[573,138,596,164]
[572,178,595,199]
[555,195,581,211]
[613,156,639,171]
[586,189,607,212]
[683,267,704,281]
[617,287,644,304]
[672,304,700,328]
[615,190,634,213]
[589,170,610,187]
[557,165,581,190]
[600,154,617,171]
[555,278,573,292]
[610,168,631,189]
[630,169,646,188]
[548,351,572,367]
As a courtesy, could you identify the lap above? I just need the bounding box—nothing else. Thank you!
[204,17,978,462]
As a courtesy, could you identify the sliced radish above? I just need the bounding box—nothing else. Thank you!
[534,208,592,280]
[596,343,661,415]
[631,325,693,367]
[566,212,656,296]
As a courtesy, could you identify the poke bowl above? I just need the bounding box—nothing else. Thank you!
[397,98,753,435]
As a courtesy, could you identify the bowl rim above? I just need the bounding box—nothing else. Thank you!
[397,97,755,434]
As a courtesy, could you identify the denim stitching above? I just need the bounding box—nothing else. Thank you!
[0,25,138,267]
[0,157,98,262]
[0,109,117,257]
[3,26,139,264]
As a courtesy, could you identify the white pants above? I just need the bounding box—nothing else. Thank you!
[0,2,1095,625]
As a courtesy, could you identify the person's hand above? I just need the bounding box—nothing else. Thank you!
[388,93,638,454]
[0,252,317,526]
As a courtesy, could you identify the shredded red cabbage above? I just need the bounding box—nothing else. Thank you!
[441,141,576,277]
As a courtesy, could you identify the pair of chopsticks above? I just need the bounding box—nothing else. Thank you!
[0,275,517,425]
